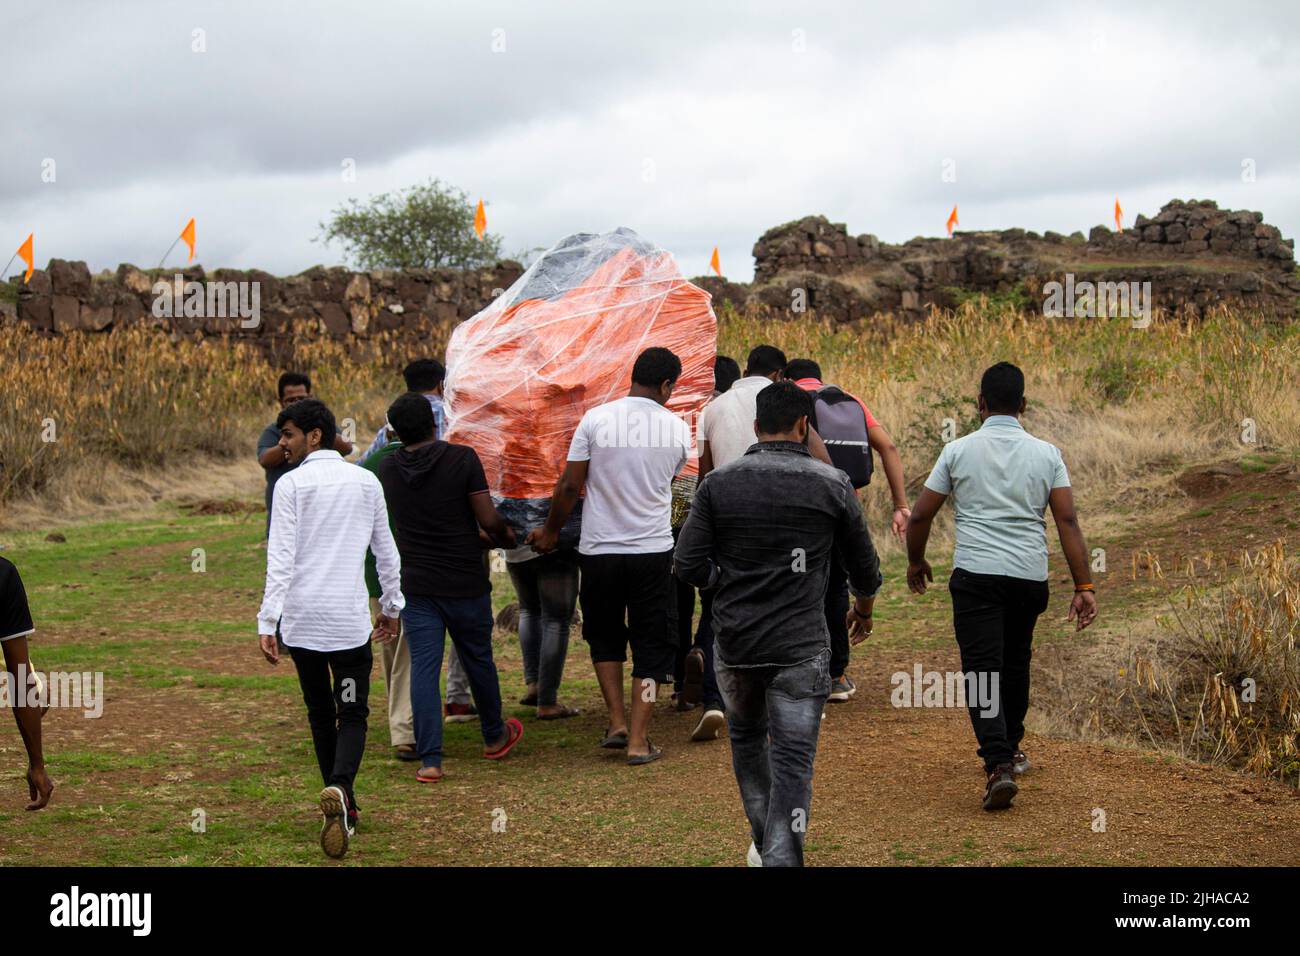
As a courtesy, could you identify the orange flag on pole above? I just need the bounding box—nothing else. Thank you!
[709,246,721,277]
[180,218,196,261]
[1114,198,1123,232]
[946,206,959,237]
[16,233,34,283]
[474,199,487,240]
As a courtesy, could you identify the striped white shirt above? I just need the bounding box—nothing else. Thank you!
[257,450,404,652]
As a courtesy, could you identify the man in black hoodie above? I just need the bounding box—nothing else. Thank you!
[376,393,523,782]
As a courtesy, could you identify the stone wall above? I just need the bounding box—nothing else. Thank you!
[719,199,1299,322]
[3,259,525,360]
[6,199,1296,345]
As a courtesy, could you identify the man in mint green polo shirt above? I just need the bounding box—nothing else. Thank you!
[901,362,1098,812]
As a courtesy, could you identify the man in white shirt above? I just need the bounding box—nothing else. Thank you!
[904,363,1097,812]
[529,347,692,766]
[257,398,404,859]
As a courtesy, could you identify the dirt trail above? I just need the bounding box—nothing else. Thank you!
[3,460,1297,866]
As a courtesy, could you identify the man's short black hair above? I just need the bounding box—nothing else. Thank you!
[277,371,312,399]
[783,358,822,381]
[277,397,336,449]
[714,355,741,394]
[745,344,788,377]
[980,362,1025,414]
[403,358,446,392]
[386,392,436,445]
[755,380,814,436]
[631,347,682,388]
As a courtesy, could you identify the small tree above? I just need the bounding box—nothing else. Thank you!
[317,178,503,270]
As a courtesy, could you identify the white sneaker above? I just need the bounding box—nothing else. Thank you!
[747,842,763,867]
[690,709,726,742]
[319,785,352,860]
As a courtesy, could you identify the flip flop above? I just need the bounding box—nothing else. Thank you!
[519,692,539,706]
[537,706,582,721]
[600,728,629,749]
[395,744,420,762]
[484,717,524,760]
[626,740,663,766]
[416,766,444,783]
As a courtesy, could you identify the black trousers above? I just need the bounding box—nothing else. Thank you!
[825,549,850,678]
[948,568,1049,771]
[289,641,372,811]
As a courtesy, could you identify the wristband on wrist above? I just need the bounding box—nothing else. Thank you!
[1074,583,1095,593]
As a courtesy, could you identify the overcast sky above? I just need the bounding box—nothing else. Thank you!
[6,0,1298,282]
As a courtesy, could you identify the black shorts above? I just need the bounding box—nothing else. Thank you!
[578,549,675,681]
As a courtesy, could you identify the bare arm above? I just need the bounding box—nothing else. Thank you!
[868,424,910,539]
[470,491,517,549]
[807,425,833,466]
[905,487,947,593]
[697,439,714,481]
[1049,486,1097,630]
[526,460,588,553]
[258,444,287,469]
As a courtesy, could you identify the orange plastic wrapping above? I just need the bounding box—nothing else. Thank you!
[444,228,716,530]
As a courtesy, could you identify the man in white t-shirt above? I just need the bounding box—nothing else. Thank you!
[529,347,692,766]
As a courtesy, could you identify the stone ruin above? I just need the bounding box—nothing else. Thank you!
[4,200,1296,347]
[696,199,1298,322]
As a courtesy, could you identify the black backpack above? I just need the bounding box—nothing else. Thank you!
[809,385,873,488]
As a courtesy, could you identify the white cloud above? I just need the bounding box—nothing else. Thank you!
[4,0,1297,282]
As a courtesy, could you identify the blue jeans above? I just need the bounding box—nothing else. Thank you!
[715,647,830,867]
[696,587,723,712]
[507,551,579,707]
[402,594,505,769]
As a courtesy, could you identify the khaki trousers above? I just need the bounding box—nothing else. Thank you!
[370,597,414,747]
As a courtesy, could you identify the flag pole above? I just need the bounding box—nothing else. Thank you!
[0,253,17,280]
[158,236,181,270]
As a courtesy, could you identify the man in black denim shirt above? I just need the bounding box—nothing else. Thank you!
[675,381,882,866]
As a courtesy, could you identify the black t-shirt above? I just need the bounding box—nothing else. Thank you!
[377,441,492,599]
[0,557,35,642]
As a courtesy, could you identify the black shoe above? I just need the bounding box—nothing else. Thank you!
[982,764,1018,811]
[681,648,705,707]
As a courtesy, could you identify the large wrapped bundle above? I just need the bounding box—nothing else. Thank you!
[444,227,716,542]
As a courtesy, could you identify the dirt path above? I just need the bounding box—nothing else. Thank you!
[2,461,1297,865]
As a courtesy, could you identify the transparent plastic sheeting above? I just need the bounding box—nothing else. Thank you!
[444,227,717,537]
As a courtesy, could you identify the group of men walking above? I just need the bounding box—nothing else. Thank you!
[253,344,1098,864]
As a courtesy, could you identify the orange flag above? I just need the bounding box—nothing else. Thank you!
[709,247,721,277]
[474,199,486,240]
[1114,198,1123,232]
[946,205,959,237]
[16,233,34,283]
[180,218,196,262]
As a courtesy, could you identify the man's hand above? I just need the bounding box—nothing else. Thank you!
[259,633,280,665]
[891,507,911,541]
[526,528,558,554]
[371,614,400,645]
[499,525,517,549]
[906,559,933,594]
[847,602,874,645]
[1068,590,1098,631]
